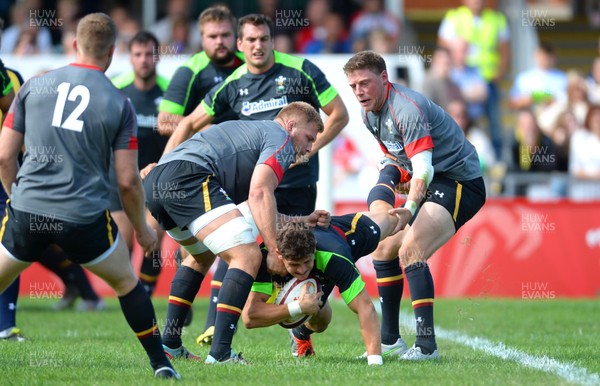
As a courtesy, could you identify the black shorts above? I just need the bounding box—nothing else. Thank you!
[0,203,119,264]
[410,175,486,231]
[329,213,381,261]
[143,160,233,231]
[274,185,316,216]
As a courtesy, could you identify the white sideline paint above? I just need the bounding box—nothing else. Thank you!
[375,304,600,386]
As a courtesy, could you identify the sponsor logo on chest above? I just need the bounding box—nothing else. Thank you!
[382,140,403,152]
[241,96,289,116]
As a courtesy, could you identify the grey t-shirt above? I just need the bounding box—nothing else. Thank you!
[201,51,339,188]
[6,63,137,223]
[158,119,295,203]
[362,82,481,181]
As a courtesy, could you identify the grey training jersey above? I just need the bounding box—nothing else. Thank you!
[363,83,481,181]
[5,63,137,223]
[158,120,295,203]
[201,51,339,188]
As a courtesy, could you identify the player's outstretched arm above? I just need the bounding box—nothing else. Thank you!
[0,89,14,116]
[156,111,183,136]
[162,104,214,154]
[309,95,348,157]
[388,150,433,234]
[248,164,282,274]
[0,125,23,195]
[114,149,158,255]
[277,209,330,228]
[347,288,382,361]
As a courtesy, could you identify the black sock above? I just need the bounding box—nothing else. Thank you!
[162,266,204,349]
[70,264,100,301]
[204,258,228,331]
[0,276,19,331]
[292,324,313,340]
[373,257,404,345]
[404,262,436,353]
[209,268,253,361]
[118,282,171,370]
[139,249,162,297]
[367,165,401,208]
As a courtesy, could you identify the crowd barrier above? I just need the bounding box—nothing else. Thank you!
[20,198,600,300]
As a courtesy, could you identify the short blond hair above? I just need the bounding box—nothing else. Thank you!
[277,102,324,133]
[198,5,236,35]
[76,13,117,59]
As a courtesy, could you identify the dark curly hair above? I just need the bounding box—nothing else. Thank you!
[276,222,316,261]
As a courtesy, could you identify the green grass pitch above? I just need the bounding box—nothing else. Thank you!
[2,297,599,385]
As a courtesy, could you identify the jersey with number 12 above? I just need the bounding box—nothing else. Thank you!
[4,63,137,224]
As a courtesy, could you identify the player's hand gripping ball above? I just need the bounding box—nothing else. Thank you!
[274,278,320,329]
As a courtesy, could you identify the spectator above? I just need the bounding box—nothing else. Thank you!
[350,0,401,53]
[438,0,510,161]
[0,0,53,55]
[169,16,190,54]
[509,42,568,133]
[569,105,600,180]
[111,6,140,56]
[565,70,590,126]
[420,46,463,111]
[60,28,77,56]
[52,0,82,51]
[586,56,600,104]
[303,12,351,54]
[257,0,280,21]
[447,99,496,173]
[449,37,488,122]
[549,110,579,172]
[540,69,590,135]
[508,109,559,196]
[116,22,141,57]
[365,28,395,54]
[151,0,201,54]
[295,0,330,53]
[273,32,294,53]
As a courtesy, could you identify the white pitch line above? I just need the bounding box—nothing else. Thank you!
[435,326,600,386]
[374,304,600,386]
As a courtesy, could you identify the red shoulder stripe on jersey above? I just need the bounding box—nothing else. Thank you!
[125,99,138,150]
[331,224,347,240]
[384,82,392,104]
[405,136,434,158]
[69,63,103,71]
[3,112,14,129]
[263,136,291,183]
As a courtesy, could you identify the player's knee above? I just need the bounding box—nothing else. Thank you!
[399,245,427,267]
[111,274,138,297]
[305,317,329,333]
[372,242,401,261]
[189,252,215,274]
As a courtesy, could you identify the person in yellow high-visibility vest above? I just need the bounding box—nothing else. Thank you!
[438,0,510,161]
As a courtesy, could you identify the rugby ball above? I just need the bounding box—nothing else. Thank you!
[274,277,320,329]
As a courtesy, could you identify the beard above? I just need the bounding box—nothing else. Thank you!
[210,48,235,65]
[136,68,156,82]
